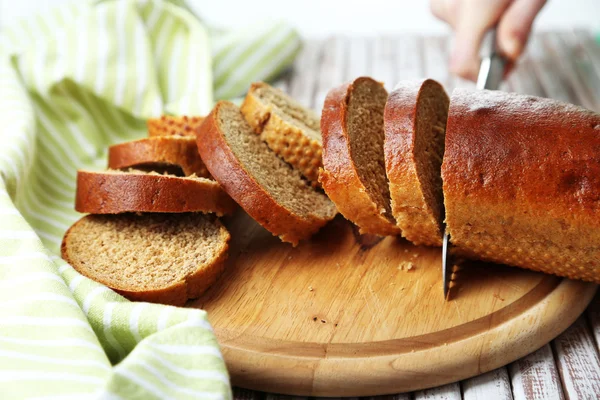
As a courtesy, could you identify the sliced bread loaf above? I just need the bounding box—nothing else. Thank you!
[442,89,600,282]
[147,115,204,137]
[240,82,323,187]
[320,77,401,236]
[108,136,210,178]
[75,169,236,216]
[384,79,449,247]
[197,101,337,245]
[61,213,230,306]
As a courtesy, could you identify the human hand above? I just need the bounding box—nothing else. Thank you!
[431,0,547,80]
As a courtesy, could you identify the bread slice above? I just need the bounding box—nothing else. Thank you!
[147,115,204,137]
[197,101,337,245]
[442,88,600,283]
[384,79,449,247]
[320,77,401,236]
[61,213,230,306]
[75,170,236,216]
[241,82,322,187]
[108,136,210,178]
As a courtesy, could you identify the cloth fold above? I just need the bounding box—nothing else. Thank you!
[0,0,301,398]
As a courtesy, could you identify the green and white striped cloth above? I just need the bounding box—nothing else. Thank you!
[0,0,301,398]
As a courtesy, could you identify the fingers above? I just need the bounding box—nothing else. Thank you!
[497,0,547,61]
[449,0,511,80]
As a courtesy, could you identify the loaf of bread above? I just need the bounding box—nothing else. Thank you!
[320,77,401,236]
[75,170,236,216]
[108,136,210,178]
[62,213,230,306]
[147,115,204,137]
[197,101,337,245]
[384,79,449,246]
[442,89,600,282]
[241,82,323,187]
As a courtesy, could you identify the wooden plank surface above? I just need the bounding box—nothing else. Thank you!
[509,345,564,400]
[462,368,513,400]
[231,31,600,399]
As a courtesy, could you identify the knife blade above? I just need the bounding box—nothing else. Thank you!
[442,28,507,300]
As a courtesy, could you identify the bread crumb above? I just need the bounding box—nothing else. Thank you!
[398,261,416,271]
[308,286,314,292]
[403,249,409,253]
[412,253,419,258]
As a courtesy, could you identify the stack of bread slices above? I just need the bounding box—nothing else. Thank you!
[63,78,600,306]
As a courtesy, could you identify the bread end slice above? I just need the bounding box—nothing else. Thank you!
[241,82,323,187]
[320,77,401,236]
[384,79,449,247]
[61,213,230,306]
[197,101,337,245]
[147,115,204,137]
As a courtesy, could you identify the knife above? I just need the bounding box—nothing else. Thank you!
[442,28,507,300]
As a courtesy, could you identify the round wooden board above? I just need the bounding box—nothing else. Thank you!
[189,211,597,397]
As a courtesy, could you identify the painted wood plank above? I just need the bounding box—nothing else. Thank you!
[524,34,578,104]
[462,368,513,400]
[541,32,597,110]
[573,29,600,83]
[314,36,347,110]
[586,293,600,356]
[509,344,564,400]
[394,35,423,82]
[414,382,461,400]
[346,36,371,79]
[362,394,411,400]
[234,387,263,400]
[561,30,600,112]
[288,39,324,112]
[371,36,397,90]
[553,316,600,399]
[422,35,452,89]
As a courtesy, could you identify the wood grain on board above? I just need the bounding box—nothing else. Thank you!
[223,31,600,398]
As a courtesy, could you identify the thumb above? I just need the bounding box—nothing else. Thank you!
[450,0,511,80]
[497,0,547,61]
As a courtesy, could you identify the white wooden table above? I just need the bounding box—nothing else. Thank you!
[233,30,600,400]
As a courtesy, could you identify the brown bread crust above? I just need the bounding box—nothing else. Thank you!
[61,214,230,306]
[240,82,322,187]
[147,115,204,137]
[319,78,401,236]
[197,101,333,246]
[442,89,600,282]
[75,171,236,216]
[108,137,210,178]
[384,79,448,247]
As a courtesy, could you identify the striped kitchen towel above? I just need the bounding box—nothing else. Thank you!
[0,0,301,399]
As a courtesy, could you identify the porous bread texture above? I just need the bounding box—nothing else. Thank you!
[147,115,204,137]
[443,88,600,283]
[61,213,230,306]
[241,82,323,187]
[197,101,337,245]
[108,136,210,178]
[75,169,236,216]
[320,77,401,236]
[384,79,449,247]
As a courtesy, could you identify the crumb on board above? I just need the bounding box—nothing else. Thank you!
[398,261,416,271]
[412,253,419,258]
[404,249,409,253]
[308,286,314,292]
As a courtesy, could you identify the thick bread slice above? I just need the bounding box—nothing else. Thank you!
[443,89,600,283]
[384,79,449,247]
[241,82,322,187]
[108,137,210,178]
[197,101,337,246]
[61,213,230,306]
[147,115,204,137]
[320,77,401,236]
[75,170,236,216]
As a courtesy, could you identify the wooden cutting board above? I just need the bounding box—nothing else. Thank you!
[189,210,597,397]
